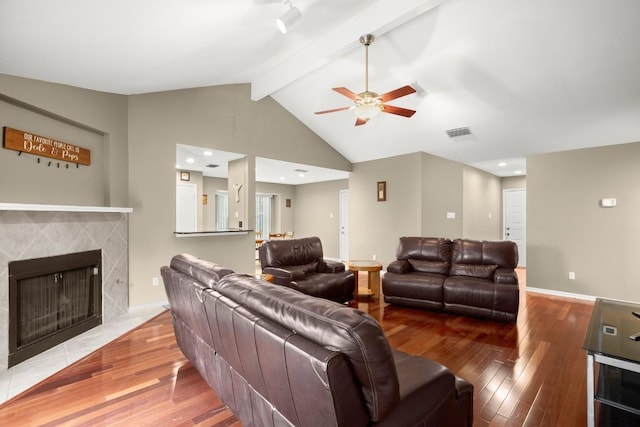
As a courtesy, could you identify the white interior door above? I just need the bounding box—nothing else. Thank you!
[504,188,526,267]
[176,183,197,232]
[339,190,349,261]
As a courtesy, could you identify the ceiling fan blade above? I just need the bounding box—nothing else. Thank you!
[355,117,368,126]
[382,104,416,118]
[332,87,360,101]
[378,85,416,102]
[314,106,352,115]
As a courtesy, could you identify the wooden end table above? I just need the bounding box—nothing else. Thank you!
[348,260,382,299]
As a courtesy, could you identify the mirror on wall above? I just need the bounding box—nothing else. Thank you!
[175,144,349,233]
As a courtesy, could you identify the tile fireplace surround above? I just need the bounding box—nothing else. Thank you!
[0,203,132,373]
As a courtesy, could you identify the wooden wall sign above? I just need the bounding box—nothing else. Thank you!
[3,127,91,166]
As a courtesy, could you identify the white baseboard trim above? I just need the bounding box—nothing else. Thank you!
[526,286,596,302]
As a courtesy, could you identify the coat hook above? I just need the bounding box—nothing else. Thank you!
[47,161,51,167]
[66,164,69,169]
[37,158,41,164]
[57,162,60,168]
[18,151,22,156]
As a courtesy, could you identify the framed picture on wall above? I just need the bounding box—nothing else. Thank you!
[180,171,190,181]
[377,181,386,202]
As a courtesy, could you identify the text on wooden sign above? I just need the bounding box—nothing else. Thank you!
[3,127,91,166]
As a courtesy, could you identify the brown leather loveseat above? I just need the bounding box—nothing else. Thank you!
[259,236,355,303]
[383,237,519,322]
[161,253,474,427]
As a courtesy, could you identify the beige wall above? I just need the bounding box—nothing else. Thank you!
[294,179,349,259]
[127,84,350,305]
[0,74,129,206]
[502,175,526,190]
[462,166,502,240]
[420,152,464,238]
[351,153,423,268]
[528,142,640,301]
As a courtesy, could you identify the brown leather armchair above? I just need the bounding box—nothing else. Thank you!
[258,236,355,303]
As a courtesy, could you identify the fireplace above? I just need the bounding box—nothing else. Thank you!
[8,250,102,367]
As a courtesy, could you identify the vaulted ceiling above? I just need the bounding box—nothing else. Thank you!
[2,0,639,178]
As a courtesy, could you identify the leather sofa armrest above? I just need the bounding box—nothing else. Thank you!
[387,260,411,274]
[494,268,518,285]
[319,260,346,273]
[263,267,295,286]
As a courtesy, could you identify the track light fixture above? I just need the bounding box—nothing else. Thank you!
[276,1,302,34]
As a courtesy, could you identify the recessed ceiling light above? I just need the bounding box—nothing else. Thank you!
[186,157,195,164]
[298,173,305,177]
[175,164,181,169]
[280,176,286,181]
[514,170,523,175]
[203,151,213,156]
[498,162,507,167]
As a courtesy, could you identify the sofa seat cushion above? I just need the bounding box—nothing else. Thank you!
[443,277,519,322]
[449,263,497,279]
[382,272,445,303]
[373,349,472,427]
[289,272,354,301]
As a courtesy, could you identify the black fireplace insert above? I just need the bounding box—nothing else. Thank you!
[8,250,102,367]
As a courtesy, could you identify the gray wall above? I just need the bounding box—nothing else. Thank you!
[528,142,640,301]
[294,179,349,259]
[462,167,502,240]
[420,152,464,238]
[0,74,129,206]
[502,175,526,190]
[127,84,351,305]
[351,153,423,267]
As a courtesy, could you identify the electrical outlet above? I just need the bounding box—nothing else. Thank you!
[372,254,376,261]
[568,272,575,280]
[152,277,159,286]
[446,212,456,219]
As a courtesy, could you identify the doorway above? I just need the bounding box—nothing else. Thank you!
[503,188,526,267]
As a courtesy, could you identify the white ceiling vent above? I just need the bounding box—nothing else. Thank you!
[206,164,219,168]
[446,127,471,138]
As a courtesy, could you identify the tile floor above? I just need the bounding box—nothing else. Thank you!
[0,303,166,405]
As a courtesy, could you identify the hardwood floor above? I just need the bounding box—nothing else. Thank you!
[0,272,594,426]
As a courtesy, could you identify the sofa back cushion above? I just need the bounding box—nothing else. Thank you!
[396,237,452,275]
[450,239,518,278]
[259,236,324,271]
[169,253,234,288]
[215,273,400,422]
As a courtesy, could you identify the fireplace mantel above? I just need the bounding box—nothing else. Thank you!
[0,203,133,213]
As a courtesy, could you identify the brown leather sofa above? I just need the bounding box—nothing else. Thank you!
[258,236,355,303]
[161,253,474,427]
[383,237,520,322]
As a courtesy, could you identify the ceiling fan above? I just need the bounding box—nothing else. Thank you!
[315,34,417,126]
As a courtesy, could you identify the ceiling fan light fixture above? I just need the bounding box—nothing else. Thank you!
[276,6,302,34]
[354,103,382,121]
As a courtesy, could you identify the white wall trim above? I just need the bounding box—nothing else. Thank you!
[526,286,596,302]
